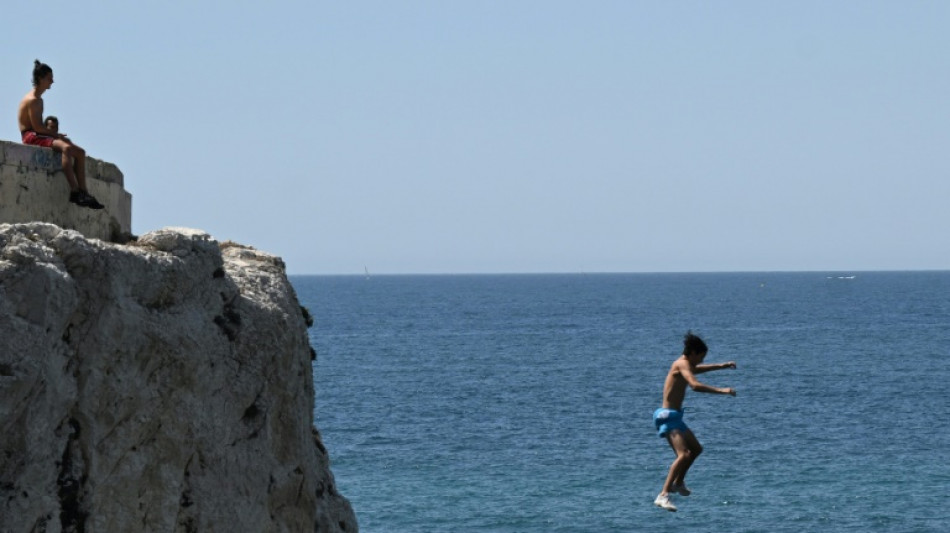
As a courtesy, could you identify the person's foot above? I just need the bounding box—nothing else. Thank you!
[654,493,677,512]
[671,482,691,496]
[69,190,105,210]
[81,191,105,210]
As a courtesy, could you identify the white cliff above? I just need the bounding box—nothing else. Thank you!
[0,223,356,532]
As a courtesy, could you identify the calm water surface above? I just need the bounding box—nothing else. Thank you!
[294,272,950,532]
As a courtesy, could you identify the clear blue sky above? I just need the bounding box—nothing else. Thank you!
[4,2,948,274]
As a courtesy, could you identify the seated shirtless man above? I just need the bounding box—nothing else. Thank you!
[17,60,103,209]
[653,331,736,512]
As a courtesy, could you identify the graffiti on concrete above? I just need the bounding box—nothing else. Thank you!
[1,142,61,172]
[30,148,61,169]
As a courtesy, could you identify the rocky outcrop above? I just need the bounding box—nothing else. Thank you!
[0,223,356,532]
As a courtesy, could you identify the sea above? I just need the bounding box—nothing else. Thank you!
[292,272,950,533]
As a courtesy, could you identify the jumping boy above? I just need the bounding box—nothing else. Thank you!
[17,60,104,209]
[653,331,736,511]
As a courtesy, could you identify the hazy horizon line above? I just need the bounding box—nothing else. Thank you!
[288,268,949,277]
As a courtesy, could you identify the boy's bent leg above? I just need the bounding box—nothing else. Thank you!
[661,429,702,495]
[669,430,702,492]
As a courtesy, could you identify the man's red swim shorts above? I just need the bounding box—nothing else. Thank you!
[21,130,56,148]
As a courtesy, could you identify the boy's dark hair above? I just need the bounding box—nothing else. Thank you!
[683,330,708,356]
[32,59,52,87]
[45,115,59,125]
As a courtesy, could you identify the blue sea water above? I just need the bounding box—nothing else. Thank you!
[293,272,950,533]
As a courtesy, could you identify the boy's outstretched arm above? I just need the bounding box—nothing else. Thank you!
[679,360,737,396]
[694,361,736,374]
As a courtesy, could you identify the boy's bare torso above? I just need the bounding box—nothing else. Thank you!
[661,358,690,410]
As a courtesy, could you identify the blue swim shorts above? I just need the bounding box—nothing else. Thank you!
[653,408,689,438]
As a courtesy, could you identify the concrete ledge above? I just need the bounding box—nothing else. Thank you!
[0,140,125,186]
[0,139,132,242]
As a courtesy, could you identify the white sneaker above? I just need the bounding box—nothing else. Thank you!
[671,483,691,496]
[654,493,677,512]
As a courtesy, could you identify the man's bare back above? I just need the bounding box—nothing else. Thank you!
[19,91,42,134]
[18,93,37,133]
[19,84,58,137]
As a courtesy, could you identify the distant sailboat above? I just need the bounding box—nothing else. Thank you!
[364,266,370,280]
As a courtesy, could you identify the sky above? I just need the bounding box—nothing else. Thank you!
[3,1,949,274]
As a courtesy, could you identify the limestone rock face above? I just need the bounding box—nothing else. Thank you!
[0,223,356,532]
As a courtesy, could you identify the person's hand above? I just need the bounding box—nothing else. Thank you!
[724,361,736,370]
[725,388,736,396]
